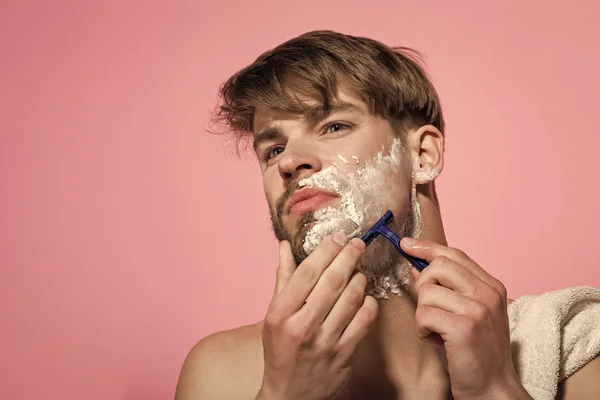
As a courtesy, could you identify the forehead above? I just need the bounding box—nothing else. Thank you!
[252,89,369,134]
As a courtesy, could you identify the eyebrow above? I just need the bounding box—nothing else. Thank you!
[252,101,366,152]
[305,101,365,125]
[253,126,285,152]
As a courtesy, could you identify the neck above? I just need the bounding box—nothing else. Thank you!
[350,286,450,398]
[349,188,451,398]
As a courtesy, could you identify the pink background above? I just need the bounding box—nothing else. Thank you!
[1,1,599,399]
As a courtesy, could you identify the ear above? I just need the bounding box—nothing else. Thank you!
[407,125,444,186]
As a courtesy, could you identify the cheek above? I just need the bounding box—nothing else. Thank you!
[328,149,366,169]
[322,138,372,168]
[389,169,411,196]
[377,171,411,208]
[263,189,278,214]
[367,161,412,214]
[262,171,282,210]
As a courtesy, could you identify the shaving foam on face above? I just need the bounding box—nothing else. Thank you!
[337,155,350,164]
[410,187,423,239]
[299,138,420,298]
[299,139,405,253]
[414,165,439,184]
[408,165,438,240]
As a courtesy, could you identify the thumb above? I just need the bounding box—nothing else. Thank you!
[274,240,296,297]
[410,265,421,284]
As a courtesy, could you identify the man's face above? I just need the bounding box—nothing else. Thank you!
[253,90,417,266]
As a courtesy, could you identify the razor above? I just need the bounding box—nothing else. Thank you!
[360,210,430,272]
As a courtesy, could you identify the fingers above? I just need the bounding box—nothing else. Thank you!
[274,240,296,297]
[321,272,367,339]
[414,304,460,339]
[300,238,366,325]
[407,241,506,314]
[338,295,378,353]
[403,238,509,350]
[414,255,480,295]
[417,282,482,316]
[401,238,506,297]
[270,233,349,318]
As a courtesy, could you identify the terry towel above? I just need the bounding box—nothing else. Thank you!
[508,286,600,400]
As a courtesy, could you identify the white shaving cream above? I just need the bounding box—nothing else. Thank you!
[414,166,439,184]
[298,138,428,298]
[337,154,350,164]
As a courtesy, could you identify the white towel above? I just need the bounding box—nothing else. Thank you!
[508,286,600,400]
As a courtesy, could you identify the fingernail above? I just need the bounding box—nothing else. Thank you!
[332,232,348,245]
[402,237,418,248]
[350,237,366,250]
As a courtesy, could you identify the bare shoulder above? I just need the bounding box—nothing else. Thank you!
[175,321,265,400]
[557,356,600,400]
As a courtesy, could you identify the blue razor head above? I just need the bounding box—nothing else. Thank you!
[359,210,430,271]
[360,210,394,245]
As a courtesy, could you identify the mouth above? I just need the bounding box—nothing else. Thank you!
[287,187,339,216]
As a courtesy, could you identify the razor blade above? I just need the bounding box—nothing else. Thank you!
[360,210,430,272]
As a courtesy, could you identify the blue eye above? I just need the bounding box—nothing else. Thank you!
[325,123,349,134]
[263,146,284,162]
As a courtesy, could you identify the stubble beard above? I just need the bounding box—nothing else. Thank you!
[269,185,418,270]
[269,179,316,266]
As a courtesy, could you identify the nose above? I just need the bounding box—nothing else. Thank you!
[277,141,322,181]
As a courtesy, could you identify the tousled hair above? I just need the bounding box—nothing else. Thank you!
[213,30,445,153]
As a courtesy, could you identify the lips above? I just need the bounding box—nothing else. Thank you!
[287,187,339,216]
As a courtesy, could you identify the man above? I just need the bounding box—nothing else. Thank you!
[176,30,600,399]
